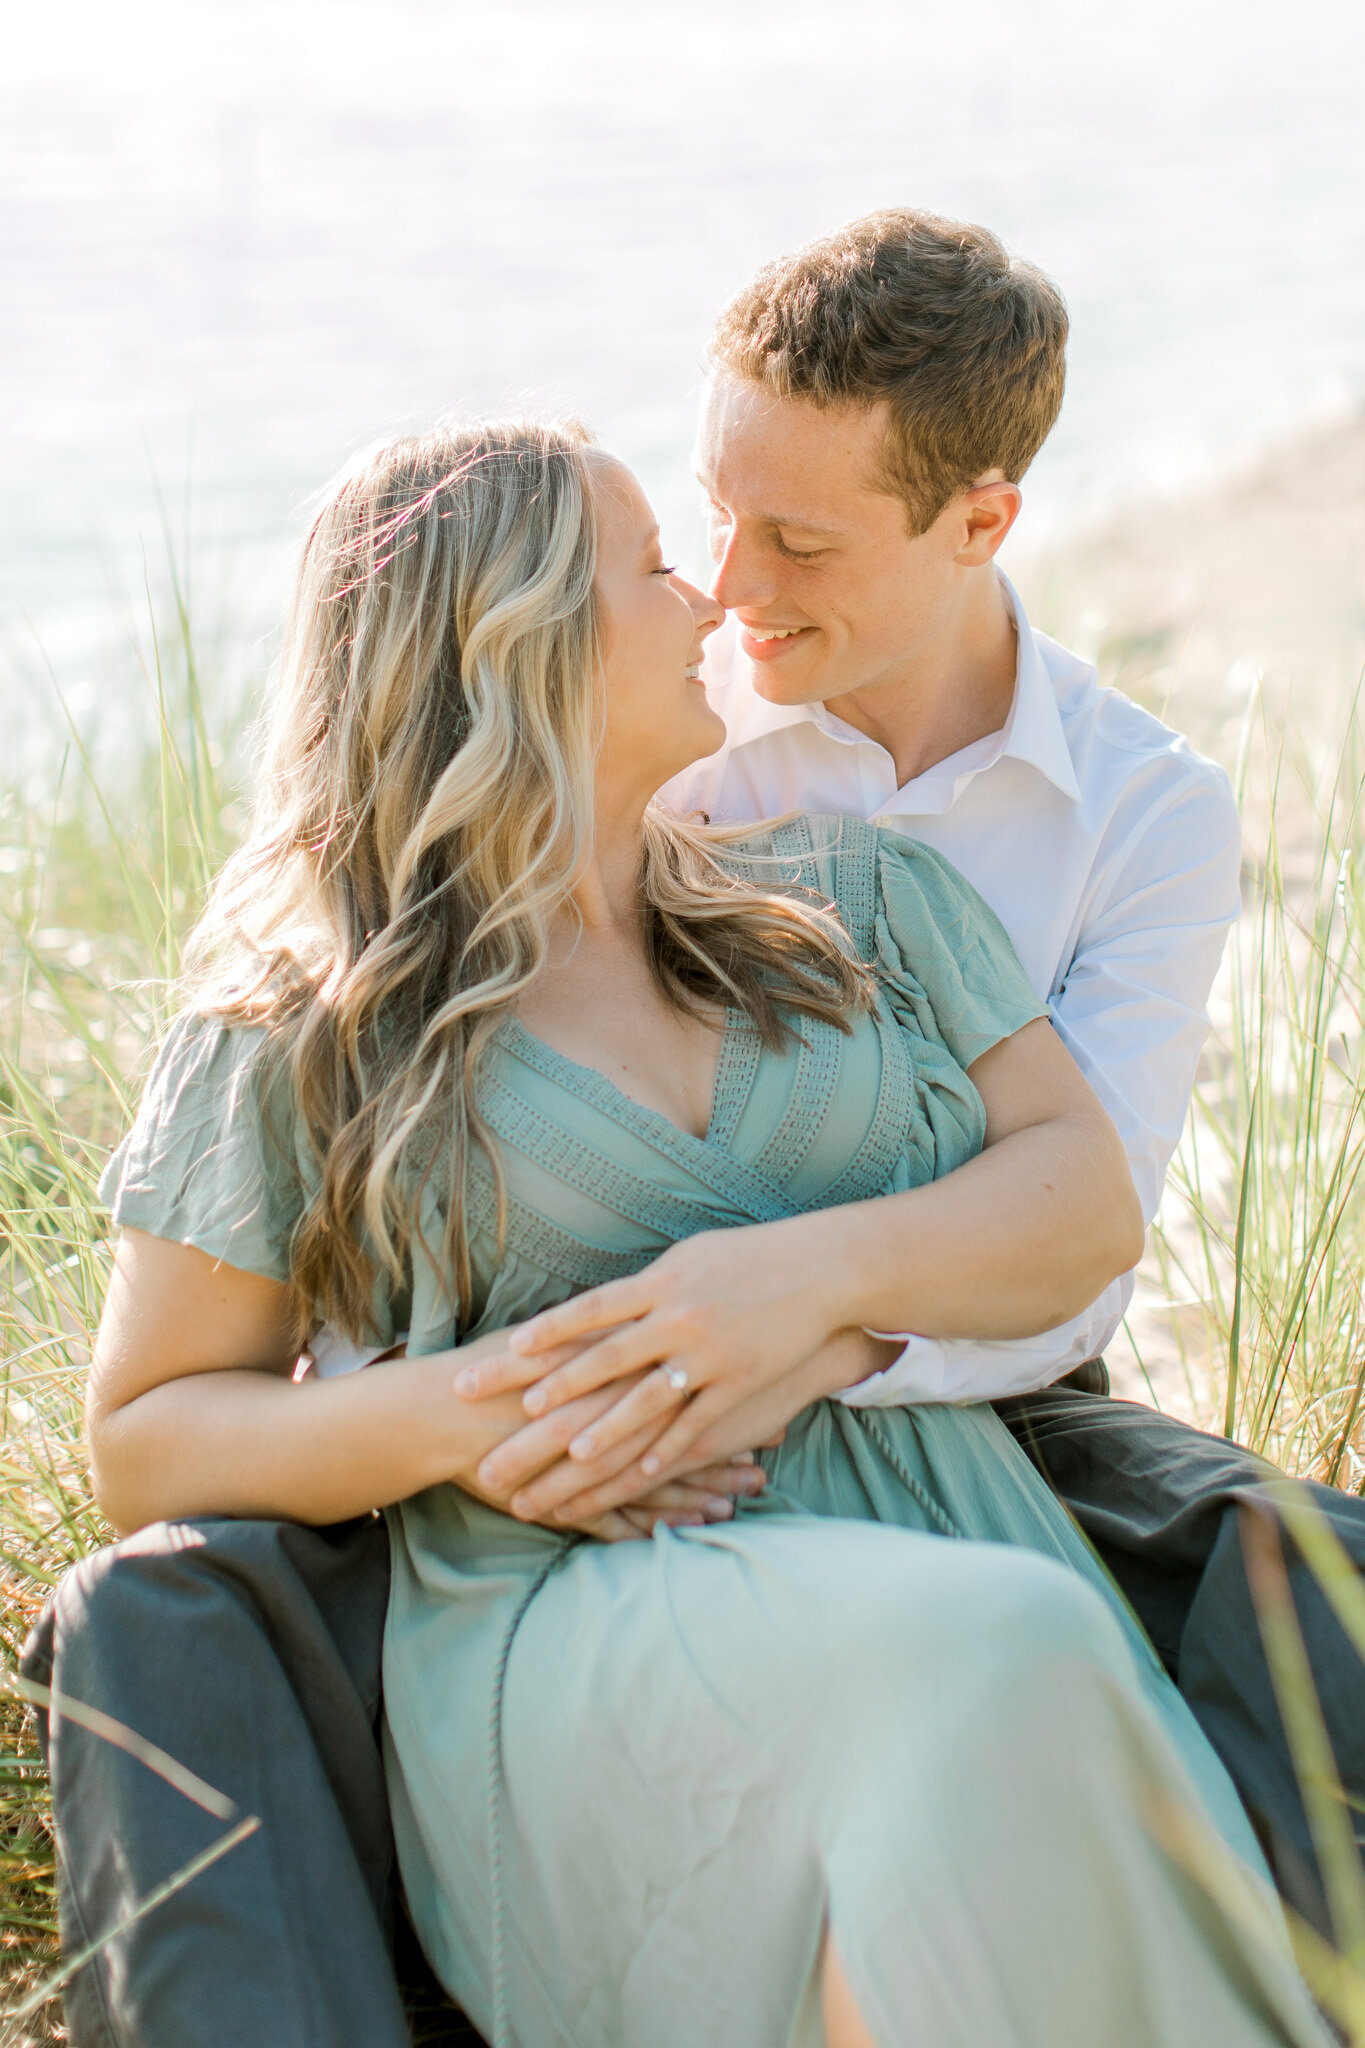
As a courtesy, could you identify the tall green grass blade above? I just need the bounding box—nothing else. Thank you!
[1242,1509,1365,1966]
[3,1815,260,2033]
[1226,1082,1259,1439]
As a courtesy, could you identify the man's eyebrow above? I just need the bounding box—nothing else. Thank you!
[762,514,844,536]
[693,483,844,538]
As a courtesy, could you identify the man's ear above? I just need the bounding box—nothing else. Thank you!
[954,474,1023,566]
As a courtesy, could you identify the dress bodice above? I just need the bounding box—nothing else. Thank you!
[99,816,1046,1355]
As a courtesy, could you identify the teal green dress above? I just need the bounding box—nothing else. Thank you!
[101,819,1329,2048]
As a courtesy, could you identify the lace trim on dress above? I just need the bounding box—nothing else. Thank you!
[465,1155,650,1290]
[491,1021,797,1224]
[706,1008,762,1152]
[815,1011,917,1214]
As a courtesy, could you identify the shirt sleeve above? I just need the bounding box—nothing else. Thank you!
[98,1010,303,1283]
[839,761,1242,1407]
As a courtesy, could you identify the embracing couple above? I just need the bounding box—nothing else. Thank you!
[26,210,1365,2048]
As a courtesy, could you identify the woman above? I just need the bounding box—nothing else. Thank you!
[89,421,1328,2048]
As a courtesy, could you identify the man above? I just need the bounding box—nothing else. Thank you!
[25,209,1365,2048]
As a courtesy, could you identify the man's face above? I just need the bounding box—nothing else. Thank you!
[694,371,978,708]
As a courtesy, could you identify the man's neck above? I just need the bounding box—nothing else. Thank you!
[819,570,1019,789]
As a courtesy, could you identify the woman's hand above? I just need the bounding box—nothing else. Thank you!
[411,1333,769,1540]
[458,1310,896,1523]
[87,1231,762,1538]
[568,1466,769,1544]
[490,1328,896,1527]
[455,1212,866,1480]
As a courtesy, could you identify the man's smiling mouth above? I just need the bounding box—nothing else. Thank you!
[740,622,815,660]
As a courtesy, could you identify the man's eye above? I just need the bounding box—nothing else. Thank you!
[778,540,825,563]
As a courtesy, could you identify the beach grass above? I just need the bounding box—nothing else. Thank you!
[1140,681,1365,1486]
[1,590,1364,2040]
[0,582,244,2042]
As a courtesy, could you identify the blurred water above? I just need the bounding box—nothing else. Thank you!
[3,0,1364,751]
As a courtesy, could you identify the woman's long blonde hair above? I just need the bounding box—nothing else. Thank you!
[186,419,871,1336]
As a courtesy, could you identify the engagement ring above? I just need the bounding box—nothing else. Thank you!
[663,1366,689,1393]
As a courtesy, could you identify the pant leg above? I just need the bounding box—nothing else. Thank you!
[994,1386,1365,1938]
[20,1514,415,2048]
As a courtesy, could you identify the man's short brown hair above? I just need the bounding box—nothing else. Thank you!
[708,208,1068,534]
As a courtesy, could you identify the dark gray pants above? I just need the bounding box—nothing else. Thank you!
[22,1390,1365,2048]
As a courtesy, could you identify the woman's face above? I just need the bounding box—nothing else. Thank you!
[590,455,725,809]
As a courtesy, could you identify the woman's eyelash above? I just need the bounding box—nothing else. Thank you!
[655,563,679,576]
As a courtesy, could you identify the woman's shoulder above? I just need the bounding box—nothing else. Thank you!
[716,814,987,956]
[715,813,877,923]
[98,1006,299,1283]
[136,1005,273,1102]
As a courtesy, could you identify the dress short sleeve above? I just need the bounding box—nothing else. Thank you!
[872,826,1047,1070]
[98,1011,303,1283]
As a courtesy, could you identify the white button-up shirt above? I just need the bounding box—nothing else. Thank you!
[658,575,1242,1405]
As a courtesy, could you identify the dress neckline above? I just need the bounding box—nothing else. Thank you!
[498,1009,757,1157]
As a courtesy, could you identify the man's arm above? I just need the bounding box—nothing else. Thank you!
[840,761,1243,1406]
[454,1014,1144,1521]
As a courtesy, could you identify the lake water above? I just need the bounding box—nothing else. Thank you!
[4,0,1364,751]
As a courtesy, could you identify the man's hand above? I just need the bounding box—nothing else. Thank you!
[453,1214,864,1482]
[472,1327,899,1527]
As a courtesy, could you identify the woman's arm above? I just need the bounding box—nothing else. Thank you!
[456,1018,1144,1507]
[87,1230,763,1536]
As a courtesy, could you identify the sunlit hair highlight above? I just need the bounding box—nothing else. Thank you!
[184,418,871,1338]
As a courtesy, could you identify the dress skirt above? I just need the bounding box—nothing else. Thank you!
[382,1401,1330,2048]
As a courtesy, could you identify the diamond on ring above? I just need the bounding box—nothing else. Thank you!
[663,1365,689,1393]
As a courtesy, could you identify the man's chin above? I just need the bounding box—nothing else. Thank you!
[747,655,834,708]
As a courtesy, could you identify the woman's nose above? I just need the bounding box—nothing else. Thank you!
[691,582,725,637]
[675,573,725,637]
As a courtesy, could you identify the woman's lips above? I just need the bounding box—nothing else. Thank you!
[740,624,814,662]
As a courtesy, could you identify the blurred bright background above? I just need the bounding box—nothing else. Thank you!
[6,11,1365,2025]
[4,0,1364,750]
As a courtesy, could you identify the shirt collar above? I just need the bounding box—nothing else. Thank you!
[713,571,1083,805]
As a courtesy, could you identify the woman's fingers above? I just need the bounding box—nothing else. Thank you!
[616,1504,717,1536]
[631,1479,738,1515]
[558,1363,692,1458]
[454,1330,614,1402]
[520,1315,697,1414]
[550,1462,768,1527]
[504,1277,654,1358]
[620,1507,663,1537]
[505,1415,663,1521]
[474,1380,637,1494]
[672,1457,764,1497]
[586,1479,756,1539]
[635,1383,734,1479]
[567,1510,646,1542]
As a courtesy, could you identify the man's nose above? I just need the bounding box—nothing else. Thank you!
[710,531,778,613]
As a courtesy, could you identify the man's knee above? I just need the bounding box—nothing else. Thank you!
[41,1520,292,1678]
[22,1523,240,1754]
[29,1513,391,1742]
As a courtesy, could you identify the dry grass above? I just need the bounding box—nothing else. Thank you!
[1,584,1363,2038]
